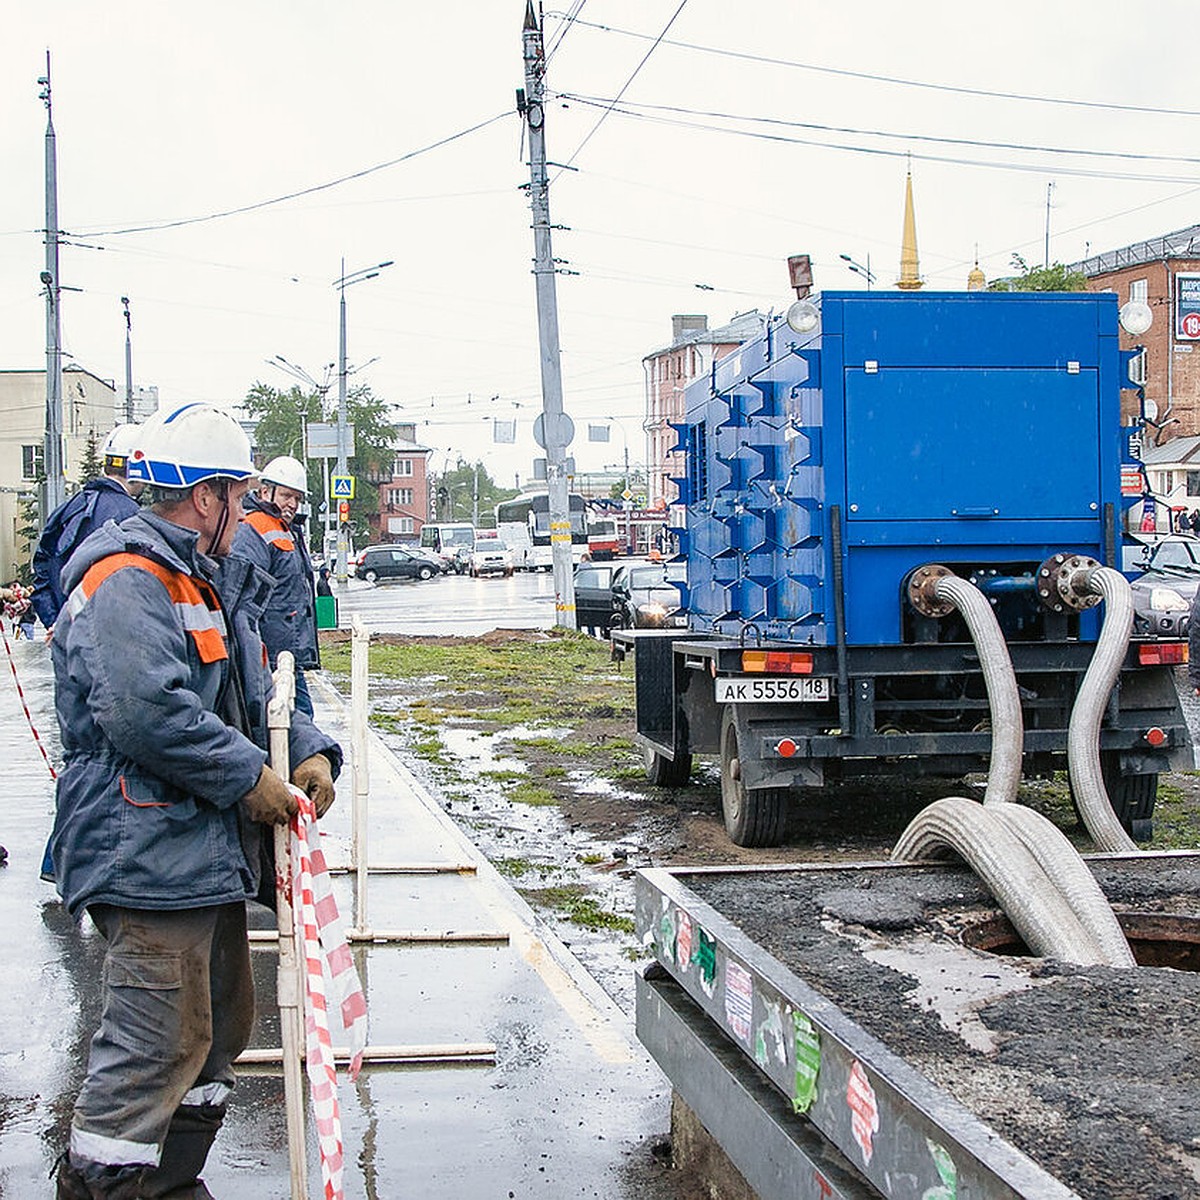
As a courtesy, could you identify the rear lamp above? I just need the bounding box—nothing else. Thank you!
[1137,642,1188,666]
[741,650,814,675]
[1144,727,1167,747]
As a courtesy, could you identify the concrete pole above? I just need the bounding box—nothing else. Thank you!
[522,1,575,628]
[335,262,349,585]
[122,297,133,423]
[39,54,65,519]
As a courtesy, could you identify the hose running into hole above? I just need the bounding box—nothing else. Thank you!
[933,575,1024,806]
[1066,567,1138,853]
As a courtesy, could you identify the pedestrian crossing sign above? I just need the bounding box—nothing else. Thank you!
[331,475,355,499]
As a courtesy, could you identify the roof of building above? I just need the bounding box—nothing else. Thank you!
[1142,434,1200,467]
[1072,223,1200,277]
[644,310,765,361]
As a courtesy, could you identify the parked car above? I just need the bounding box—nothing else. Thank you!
[573,562,619,636]
[610,561,687,629]
[1129,535,1200,637]
[468,538,514,578]
[357,545,437,584]
[409,546,449,575]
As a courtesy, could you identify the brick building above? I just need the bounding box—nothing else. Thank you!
[1074,225,1200,440]
[367,422,432,545]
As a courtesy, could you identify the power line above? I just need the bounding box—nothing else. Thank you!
[557,0,689,174]
[558,92,1200,168]
[77,112,512,237]
[554,15,1200,117]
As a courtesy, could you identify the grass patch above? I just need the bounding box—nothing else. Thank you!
[518,884,636,933]
[541,765,567,779]
[1152,779,1200,850]
[508,780,558,807]
[480,769,527,784]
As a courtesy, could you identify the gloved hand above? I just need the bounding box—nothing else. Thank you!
[292,753,336,818]
[241,764,298,825]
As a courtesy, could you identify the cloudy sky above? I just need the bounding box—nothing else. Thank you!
[3,1,1199,486]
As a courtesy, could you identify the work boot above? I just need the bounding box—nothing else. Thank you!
[54,1154,146,1199]
[139,1103,224,1199]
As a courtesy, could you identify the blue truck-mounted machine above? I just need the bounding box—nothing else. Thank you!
[613,289,1191,847]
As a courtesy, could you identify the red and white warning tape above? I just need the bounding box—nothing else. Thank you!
[0,597,57,781]
[289,785,367,1200]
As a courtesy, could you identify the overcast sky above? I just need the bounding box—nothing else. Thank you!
[4,1,1199,487]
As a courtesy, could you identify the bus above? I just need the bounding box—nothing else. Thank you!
[585,516,621,561]
[495,491,588,570]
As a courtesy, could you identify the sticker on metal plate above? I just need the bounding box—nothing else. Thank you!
[847,1060,880,1165]
[692,928,717,997]
[675,909,693,973]
[792,1011,821,1113]
[724,960,754,1044]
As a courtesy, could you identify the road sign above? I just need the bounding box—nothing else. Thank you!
[331,475,355,499]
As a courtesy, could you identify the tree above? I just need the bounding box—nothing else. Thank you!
[432,460,515,527]
[242,382,398,546]
[988,253,1087,293]
[78,431,103,484]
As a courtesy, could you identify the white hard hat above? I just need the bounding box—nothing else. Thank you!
[259,455,309,496]
[101,423,142,476]
[127,403,257,488]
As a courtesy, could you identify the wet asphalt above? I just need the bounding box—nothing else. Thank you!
[0,634,678,1199]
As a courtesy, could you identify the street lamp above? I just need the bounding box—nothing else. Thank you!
[332,258,393,583]
[839,253,876,289]
[121,297,133,423]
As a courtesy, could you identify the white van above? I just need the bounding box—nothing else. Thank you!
[419,522,476,571]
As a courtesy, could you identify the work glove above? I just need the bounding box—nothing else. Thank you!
[241,764,298,826]
[292,753,336,818]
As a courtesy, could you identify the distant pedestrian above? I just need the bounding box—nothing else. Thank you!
[31,424,145,632]
[316,566,333,597]
[1189,509,1200,535]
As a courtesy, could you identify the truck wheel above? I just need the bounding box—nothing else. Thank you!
[720,711,788,847]
[643,742,692,787]
[1102,752,1157,840]
[1069,752,1158,840]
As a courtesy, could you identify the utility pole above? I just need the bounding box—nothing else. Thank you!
[521,1,575,628]
[1044,181,1055,268]
[121,296,133,423]
[39,54,65,519]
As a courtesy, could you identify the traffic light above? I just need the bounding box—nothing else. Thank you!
[338,500,350,524]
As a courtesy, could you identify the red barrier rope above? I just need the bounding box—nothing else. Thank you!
[0,588,57,781]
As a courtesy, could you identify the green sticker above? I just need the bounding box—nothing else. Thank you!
[658,908,676,964]
[691,928,717,996]
[922,1138,957,1200]
[792,1011,820,1113]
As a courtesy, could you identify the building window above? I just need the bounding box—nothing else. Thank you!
[395,458,413,477]
[1187,471,1200,497]
[21,444,44,480]
[1130,279,1148,304]
[387,486,414,506]
[396,516,414,534]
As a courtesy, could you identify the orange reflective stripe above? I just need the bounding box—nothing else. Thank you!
[74,553,229,664]
[244,510,295,552]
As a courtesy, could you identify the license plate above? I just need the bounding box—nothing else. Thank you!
[715,676,831,703]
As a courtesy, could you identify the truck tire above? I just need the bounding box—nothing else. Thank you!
[1101,752,1157,841]
[643,741,692,787]
[719,710,788,848]
[1069,752,1157,841]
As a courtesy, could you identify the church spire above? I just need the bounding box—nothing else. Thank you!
[897,168,923,290]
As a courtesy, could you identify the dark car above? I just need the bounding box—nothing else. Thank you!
[573,562,619,636]
[357,545,437,584]
[611,562,687,629]
[1129,535,1200,637]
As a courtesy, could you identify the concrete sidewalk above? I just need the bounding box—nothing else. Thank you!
[0,637,678,1198]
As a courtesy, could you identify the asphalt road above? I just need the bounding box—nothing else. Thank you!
[332,568,561,636]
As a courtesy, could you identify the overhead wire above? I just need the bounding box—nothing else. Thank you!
[551,15,1200,118]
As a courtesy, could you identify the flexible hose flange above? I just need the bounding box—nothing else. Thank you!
[907,563,956,618]
[1036,553,1103,613]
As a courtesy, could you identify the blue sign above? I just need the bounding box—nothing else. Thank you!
[331,475,354,499]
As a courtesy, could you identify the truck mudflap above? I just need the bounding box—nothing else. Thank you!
[635,866,1090,1200]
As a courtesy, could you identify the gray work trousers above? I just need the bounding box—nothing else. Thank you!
[69,902,254,1180]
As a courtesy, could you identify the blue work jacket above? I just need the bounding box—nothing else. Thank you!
[49,510,341,916]
[231,494,320,670]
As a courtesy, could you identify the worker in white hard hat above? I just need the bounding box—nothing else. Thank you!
[31,423,147,632]
[231,454,321,716]
[49,403,342,1200]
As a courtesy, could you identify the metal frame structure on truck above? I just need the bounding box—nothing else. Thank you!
[613,291,1191,847]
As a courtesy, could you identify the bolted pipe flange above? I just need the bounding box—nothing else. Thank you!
[1036,553,1103,613]
[907,563,956,618]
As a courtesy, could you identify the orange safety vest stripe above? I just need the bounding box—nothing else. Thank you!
[243,509,296,552]
[75,553,229,664]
